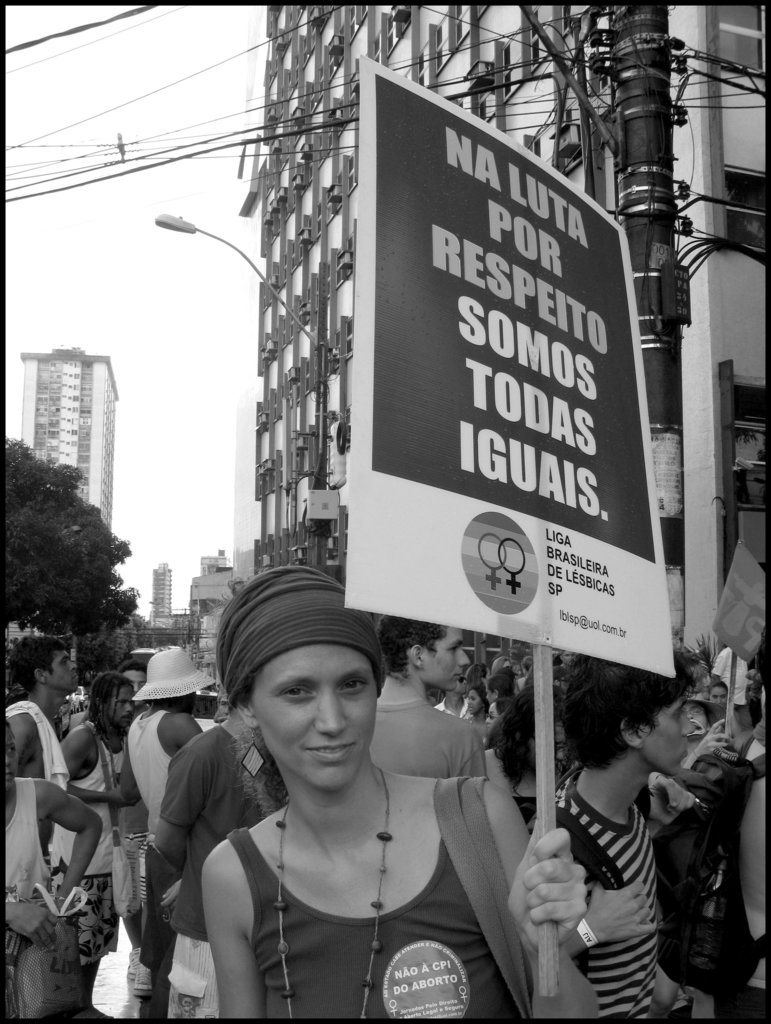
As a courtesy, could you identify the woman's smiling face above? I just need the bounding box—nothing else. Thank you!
[241,644,378,792]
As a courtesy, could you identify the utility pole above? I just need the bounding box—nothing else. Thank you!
[309,262,330,571]
[611,5,686,647]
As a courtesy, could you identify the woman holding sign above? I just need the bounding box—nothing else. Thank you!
[202,566,597,1018]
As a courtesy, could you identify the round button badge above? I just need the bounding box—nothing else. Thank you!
[382,941,469,1018]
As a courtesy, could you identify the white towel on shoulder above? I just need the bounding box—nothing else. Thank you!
[7,700,69,789]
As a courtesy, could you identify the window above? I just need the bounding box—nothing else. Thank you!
[718,6,765,70]
[348,6,359,42]
[344,315,354,355]
[311,67,324,109]
[328,35,344,76]
[523,22,540,69]
[387,7,410,53]
[435,23,444,74]
[734,385,765,509]
[346,153,357,194]
[501,42,513,94]
[725,169,766,248]
[449,6,463,50]
[418,50,427,87]
[336,244,354,286]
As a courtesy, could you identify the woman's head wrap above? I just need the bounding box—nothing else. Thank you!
[217,566,383,702]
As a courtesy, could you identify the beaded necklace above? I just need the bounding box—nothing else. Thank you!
[274,767,393,1019]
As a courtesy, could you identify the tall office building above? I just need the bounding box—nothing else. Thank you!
[20,346,118,526]
[151,562,173,626]
[235,5,765,646]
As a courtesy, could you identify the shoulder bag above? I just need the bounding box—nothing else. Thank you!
[434,775,533,1018]
[91,725,139,918]
[5,885,87,1018]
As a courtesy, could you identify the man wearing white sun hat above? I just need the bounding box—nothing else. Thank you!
[120,647,206,1017]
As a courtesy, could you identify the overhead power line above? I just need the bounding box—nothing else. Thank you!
[8,36,252,150]
[7,6,185,75]
[6,13,764,206]
[6,5,159,54]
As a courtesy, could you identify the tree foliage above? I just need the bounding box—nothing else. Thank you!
[74,615,190,681]
[5,438,139,635]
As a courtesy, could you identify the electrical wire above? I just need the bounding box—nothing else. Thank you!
[5,5,159,54]
[1,5,589,166]
[6,6,185,75]
[6,10,765,205]
[9,40,255,150]
[5,136,257,203]
[5,41,580,192]
[5,69,562,199]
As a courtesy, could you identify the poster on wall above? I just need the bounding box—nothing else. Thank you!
[347,59,674,676]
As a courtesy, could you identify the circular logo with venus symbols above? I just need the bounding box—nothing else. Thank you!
[461,511,538,614]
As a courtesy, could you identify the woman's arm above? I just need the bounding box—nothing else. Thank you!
[34,779,101,901]
[202,837,267,1018]
[482,782,598,1018]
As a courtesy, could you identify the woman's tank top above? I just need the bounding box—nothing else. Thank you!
[227,828,520,1019]
[6,778,49,898]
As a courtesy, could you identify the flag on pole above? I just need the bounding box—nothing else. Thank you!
[712,541,765,662]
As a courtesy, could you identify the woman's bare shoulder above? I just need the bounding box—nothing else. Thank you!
[386,772,439,809]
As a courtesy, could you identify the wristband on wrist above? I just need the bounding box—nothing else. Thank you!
[577,917,599,949]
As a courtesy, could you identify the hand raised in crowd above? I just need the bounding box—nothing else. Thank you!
[647,773,696,826]
[584,880,655,945]
[508,826,588,954]
[690,718,731,760]
[5,902,58,949]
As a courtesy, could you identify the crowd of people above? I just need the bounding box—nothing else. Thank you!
[5,568,766,1020]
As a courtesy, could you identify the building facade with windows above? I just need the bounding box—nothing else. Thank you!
[234,5,764,650]
[151,562,173,626]
[200,550,231,575]
[20,346,118,526]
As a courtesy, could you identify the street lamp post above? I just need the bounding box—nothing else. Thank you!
[154,214,316,347]
[154,214,328,571]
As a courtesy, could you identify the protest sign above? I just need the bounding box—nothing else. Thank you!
[713,540,765,662]
[347,60,673,677]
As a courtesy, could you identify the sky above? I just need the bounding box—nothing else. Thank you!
[6,6,261,619]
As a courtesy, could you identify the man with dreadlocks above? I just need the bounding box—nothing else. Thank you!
[51,670,137,1015]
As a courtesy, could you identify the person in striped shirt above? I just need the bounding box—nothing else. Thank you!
[556,653,694,1018]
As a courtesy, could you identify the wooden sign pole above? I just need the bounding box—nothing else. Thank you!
[725,651,737,740]
[533,643,559,996]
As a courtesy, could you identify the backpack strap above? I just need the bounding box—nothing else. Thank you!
[555,774,626,891]
[87,722,123,842]
[434,777,533,1018]
[554,806,625,890]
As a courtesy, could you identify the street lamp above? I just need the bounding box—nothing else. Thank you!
[155,214,316,346]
